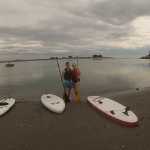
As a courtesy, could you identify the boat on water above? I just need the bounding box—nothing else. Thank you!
[5,62,14,67]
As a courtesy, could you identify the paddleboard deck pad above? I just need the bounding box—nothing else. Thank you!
[87,96,138,126]
[0,98,15,116]
[41,94,65,114]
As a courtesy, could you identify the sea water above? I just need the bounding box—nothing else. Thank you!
[0,58,150,100]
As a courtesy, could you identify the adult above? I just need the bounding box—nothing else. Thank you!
[72,63,81,97]
[62,62,73,101]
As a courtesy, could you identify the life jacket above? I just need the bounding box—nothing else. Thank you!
[72,69,78,80]
[64,68,72,82]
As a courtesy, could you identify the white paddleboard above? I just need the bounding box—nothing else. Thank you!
[0,98,15,116]
[41,94,65,114]
[87,96,138,126]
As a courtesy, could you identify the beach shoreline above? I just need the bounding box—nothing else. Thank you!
[0,88,150,150]
[0,57,113,63]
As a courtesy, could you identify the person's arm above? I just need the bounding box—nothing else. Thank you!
[61,75,64,82]
[61,70,65,82]
[78,69,81,78]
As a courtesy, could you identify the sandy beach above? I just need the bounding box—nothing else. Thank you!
[0,89,150,150]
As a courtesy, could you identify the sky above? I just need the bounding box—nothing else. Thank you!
[0,0,150,60]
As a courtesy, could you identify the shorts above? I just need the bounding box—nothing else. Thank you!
[72,78,80,83]
[63,83,73,89]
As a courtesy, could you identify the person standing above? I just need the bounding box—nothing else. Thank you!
[72,63,81,97]
[62,62,73,101]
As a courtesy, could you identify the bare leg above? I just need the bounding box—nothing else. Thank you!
[75,82,80,96]
[73,82,76,96]
[68,88,71,98]
[63,88,67,100]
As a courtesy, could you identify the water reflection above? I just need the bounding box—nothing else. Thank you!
[0,59,150,100]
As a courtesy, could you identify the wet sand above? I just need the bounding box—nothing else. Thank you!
[0,89,150,150]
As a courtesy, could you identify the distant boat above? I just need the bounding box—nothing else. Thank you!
[5,62,14,67]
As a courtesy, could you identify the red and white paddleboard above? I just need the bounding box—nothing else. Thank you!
[87,96,138,126]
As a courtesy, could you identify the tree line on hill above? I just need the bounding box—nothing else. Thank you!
[92,55,102,58]
[50,55,102,59]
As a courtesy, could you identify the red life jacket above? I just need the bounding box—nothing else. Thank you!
[72,69,78,80]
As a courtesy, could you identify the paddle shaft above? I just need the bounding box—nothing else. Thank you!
[77,56,78,79]
[0,99,6,104]
[0,95,10,104]
[77,56,78,69]
[56,58,65,89]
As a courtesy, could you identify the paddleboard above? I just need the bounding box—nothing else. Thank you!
[0,98,15,116]
[87,96,138,126]
[41,94,65,114]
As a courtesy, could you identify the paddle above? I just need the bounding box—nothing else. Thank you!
[56,57,70,103]
[76,56,82,102]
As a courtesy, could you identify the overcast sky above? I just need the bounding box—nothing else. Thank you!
[0,0,150,60]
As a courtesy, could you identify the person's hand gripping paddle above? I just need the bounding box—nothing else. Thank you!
[76,56,82,102]
[56,57,70,103]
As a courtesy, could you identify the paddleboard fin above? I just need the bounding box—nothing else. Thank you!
[51,102,60,105]
[47,96,51,98]
[110,110,115,115]
[122,107,130,116]
[99,101,103,104]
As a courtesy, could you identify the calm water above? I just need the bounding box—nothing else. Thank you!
[0,58,150,100]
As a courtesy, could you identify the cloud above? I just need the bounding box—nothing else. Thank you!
[88,0,150,25]
[0,0,150,58]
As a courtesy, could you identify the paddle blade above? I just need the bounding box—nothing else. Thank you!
[76,92,82,102]
[64,92,70,103]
